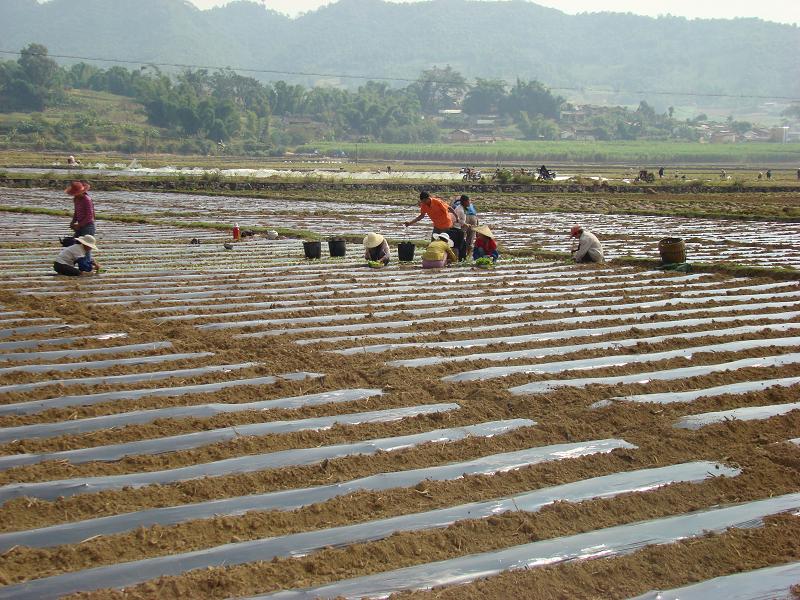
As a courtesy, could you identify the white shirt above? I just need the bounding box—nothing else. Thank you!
[452,204,466,229]
[575,231,604,262]
[56,243,86,266]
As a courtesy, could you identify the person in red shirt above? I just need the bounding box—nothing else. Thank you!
[65,180,95,237]
[472,225,499,262]
[404,191,454,237]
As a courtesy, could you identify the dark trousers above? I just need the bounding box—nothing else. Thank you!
[63,223,96,246]
[448,228,466,261]
[54,261,81,276]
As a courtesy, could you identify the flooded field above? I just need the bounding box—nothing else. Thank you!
[0,185,798,599]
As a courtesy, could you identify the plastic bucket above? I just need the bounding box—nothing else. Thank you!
[328,239,347,257]
[398,241,416,262]
[658,237,686,264]
[303,241,322,259]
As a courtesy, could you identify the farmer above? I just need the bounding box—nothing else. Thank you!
[65,180,96,238]
[363,232,390,266]
[53,234,100,276]
[570,225,604,263]
[449,196,467,261]
[472,225,499,263]
[457,195,479,254]
[421,232,457,269]
[405,191,454,237]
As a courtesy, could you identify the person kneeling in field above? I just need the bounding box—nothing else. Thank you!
[53,235,100,276]
[363,232,390,266]
[422,232,457,268]
[570,225,604,263]
[472,225,499,263]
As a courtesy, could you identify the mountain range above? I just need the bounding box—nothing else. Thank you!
[2,0,798,107]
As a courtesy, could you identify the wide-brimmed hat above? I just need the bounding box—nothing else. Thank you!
[570,225,583,238]
[65,181,88,196]
[473,225,495,240]
[432,232,454,247]
[363,232,385,249]
[74,235,98,250]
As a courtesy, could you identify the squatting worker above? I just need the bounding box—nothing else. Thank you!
[421,232,457,269]
[54,234,100,276]
[65,180,96,237]
[473,225,499,262]
[405,191,454,237]
[570,225,604,263]
[363,232,390,266]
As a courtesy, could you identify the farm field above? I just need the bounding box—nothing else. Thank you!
[0,185,799,598]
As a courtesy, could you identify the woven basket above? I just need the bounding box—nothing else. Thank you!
[658,238,686,264]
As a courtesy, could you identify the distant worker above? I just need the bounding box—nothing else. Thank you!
[472,225,499,263]
[66,155,80,167]
[65,180,95,238]
[758,172,763,180]
[658,167,664,178]
[570,225,604,263]
[363,232,390,266]
[720,169,727,179]
[53,235,100,276]
[421,232,457,269]
[766,169,772,180]
[797,168,800,180]
[404,191,454,237]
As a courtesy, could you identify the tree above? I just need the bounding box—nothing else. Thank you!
[463,78,506,115]
[500,79,563,120]
[409,66,467,114]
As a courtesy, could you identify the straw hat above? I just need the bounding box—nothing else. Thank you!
[473,225,495,240]
[64,181,88,196]
[363,232,385,248]
[432,232,454,247]
[570,225,583,238]
[74,235,98,250]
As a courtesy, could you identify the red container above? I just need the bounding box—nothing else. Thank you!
[232,223,240,241]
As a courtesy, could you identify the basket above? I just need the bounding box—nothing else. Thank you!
[658,237,686,264]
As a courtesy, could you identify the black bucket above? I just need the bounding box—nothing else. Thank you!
[398,241,415,262]
[303,240,322,259]
[328,238,347,257]
[658,238,686,264]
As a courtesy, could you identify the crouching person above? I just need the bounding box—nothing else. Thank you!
[363,232,390,266]
[472,225,499,262]
[54,235,100,276]
[422,232,457,268]
[570,225,604,263]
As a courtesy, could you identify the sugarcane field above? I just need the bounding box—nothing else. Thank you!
[0,155,797,600]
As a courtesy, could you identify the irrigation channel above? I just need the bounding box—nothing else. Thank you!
[0,185,798,599]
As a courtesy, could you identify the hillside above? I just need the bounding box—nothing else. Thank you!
[2,0,798,105]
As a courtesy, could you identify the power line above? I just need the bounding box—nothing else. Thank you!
[1,48,798,102]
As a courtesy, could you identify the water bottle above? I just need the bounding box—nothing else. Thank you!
[233,222,240,241]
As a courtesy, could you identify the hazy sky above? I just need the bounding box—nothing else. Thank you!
[186,0,799,25]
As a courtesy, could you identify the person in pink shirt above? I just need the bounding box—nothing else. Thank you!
[65,180,95,238]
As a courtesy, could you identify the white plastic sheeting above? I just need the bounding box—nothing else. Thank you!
[246,493,800,600]
[0,439,634,551]
[628,561,800,600]
[388,322,800,368]
[0,388,382,443]
[0,345,189,374]
[0,420,534,504]
[0,353,222,393]
[674,402,800,430]
[0,461,733,600]
[600,377,800,406]
[0,332,126,352]
[0,371,323,416]
[509,354,800,395]
[0,340,169,363]
[0,404,461,471]
[446,336,800,383]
